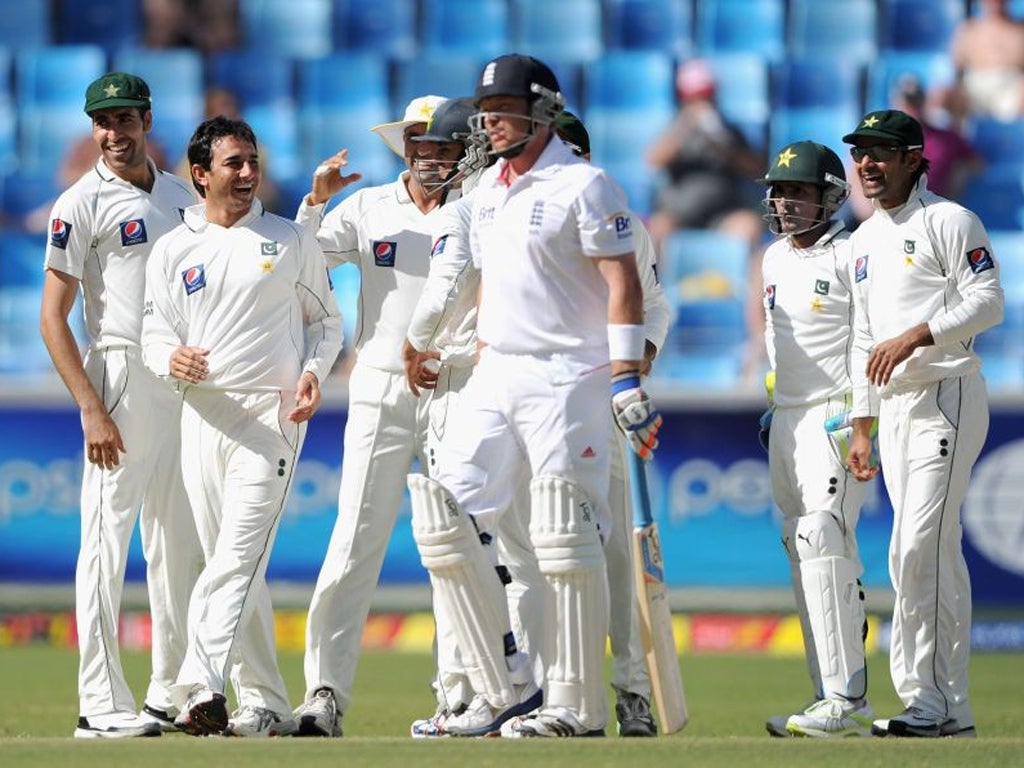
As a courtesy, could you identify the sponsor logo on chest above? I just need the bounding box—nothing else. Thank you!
[373,240,397,267]
[182,264,206,295]
[119,218,148,246]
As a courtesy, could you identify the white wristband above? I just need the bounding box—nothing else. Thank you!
[607,323,645,361]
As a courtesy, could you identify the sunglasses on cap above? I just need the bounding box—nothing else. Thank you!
[849,144,924,162]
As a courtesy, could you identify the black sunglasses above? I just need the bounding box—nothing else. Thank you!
[849,144,923,162]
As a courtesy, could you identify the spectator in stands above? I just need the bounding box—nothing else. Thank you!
[645,59,764,255]
[942,0,1024,125]
[143,0,239,53]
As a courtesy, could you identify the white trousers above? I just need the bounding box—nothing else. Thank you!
[303,361,428,710]
[173,388,303,715]
[77,346,201,717]
[769,397,870,700]
[879,374,987,728]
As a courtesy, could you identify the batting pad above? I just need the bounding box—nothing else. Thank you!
[530,475,609,728]
[794,511,867,701]
[408,473,516,709]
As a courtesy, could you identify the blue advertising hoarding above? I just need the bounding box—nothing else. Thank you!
[1,399,1023,605]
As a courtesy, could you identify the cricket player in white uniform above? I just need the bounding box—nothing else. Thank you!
[407,54,661,739]
[40,72,202,739]
[291,96,466,737]
[758,141,875,738]
[843,110,1002,739]
[141,116,342,737]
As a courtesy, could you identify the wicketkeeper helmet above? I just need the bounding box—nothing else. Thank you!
[761,141,850,235]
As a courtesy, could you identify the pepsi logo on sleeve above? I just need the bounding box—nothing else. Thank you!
[50,219,72,249]
[967,246,994,274]
[765,284,776,310]
[373,240,397,267]
[855,255,869,282]
[182,264,207,295]
[119,218,148,246]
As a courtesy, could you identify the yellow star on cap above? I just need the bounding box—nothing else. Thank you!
[417,102,436,120]
[862,114,880,128]
[104,83,120,98]
[776,147,797,167]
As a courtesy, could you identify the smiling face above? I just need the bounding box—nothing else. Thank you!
[850,140,922,209]
[192,133,261,226]
[91,107,151,177]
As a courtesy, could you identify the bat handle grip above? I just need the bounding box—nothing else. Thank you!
[626,443,654,528]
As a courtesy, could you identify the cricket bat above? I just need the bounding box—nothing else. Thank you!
[627,448,689,734]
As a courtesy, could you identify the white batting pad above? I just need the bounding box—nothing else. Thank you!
[529,475,609,728]
[794,511,867,700]
[409,473,515,709]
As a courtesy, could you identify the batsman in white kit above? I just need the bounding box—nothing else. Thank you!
[407,54,661,738]
[141,116,342,737]
[842,110,1003,739]
[758,141,875,737]
[39,71,203,739]
[291,95,466,736]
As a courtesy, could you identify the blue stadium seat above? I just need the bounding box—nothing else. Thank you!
[663,229,751,301]
[421,0,509,58]
[990,231,1024,297]
[788,0,877,64]
[960,167,1024,231]
[208,51,294,110]
[332,0,417,59]
[15,46,107,175]
[865,51,957,112]
[604,0,694,58]
[240,0,332,58]
[583,51,675,113]
[112,48,203,162]
[300,110,397,189]
[511,0,604,63]
[696,0,785,62]
[586,107,674,172]
[1,169,59,223]
[297,53,389,113]
[771,58,863,111]
[392,54,485,115]
[55,0,141,52]
[970,117,1024,169]
[0,2,51,48]
[246,106,302,182]
[880,0,965,53]
[768,106,862,160]
[0,231,51,373]
[706,53,770,146]
[0,101,16,174]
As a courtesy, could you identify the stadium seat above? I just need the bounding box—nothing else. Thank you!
[300,110,397,190]
[112,48,203,163]
[510,0,604,63]
[652,345,744,388]
[0,1,51,48]
[768,106,861,159]
[583,51,675,113]
[865,51,956,112]
[788,0,877,64]
[696,0,785,62]
[706,53,770,133]
[0,231,51,373]
[586,107,674,172]
[332,0,417,59]
[207,51,294,111]
[54,0,141,51]
[970,117,1024,170]
[0,169,58,223]
[604,0,694,58]
[879,0,965,53]
[959,167,1024,231]
[771,57,863,112]
[239,0,333,58]
[246,106,302,183]
[392,53,485,115]
[421,0,509,58]
[990,231,1024,297]
[0,101,16,174]
[297,53,390,114]
[662,229,750,301]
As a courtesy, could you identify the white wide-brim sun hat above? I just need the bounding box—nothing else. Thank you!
[371,95,446,157]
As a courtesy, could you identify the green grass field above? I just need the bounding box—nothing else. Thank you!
[1,647,1021,767]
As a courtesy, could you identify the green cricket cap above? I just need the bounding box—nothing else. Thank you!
[553,110,590,156]
[84,72,152,115]
[842,109,924,147]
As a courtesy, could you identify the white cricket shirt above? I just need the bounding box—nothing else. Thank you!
[297,174,460,373]
[762,220,855,408]
[470,138,635,365]
[142,200,343,391]
[43,158,195,349]
[849,176,1004,415]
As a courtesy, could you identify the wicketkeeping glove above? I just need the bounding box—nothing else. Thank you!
[758,408,773,453]
[611,371,663,459]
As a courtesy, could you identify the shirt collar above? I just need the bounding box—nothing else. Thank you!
[94,156,158,186]
[183,198,265,231]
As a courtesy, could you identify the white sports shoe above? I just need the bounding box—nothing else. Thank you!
[766,700,816,737]
[139,703,179,733]
[293,687,342,737]
[174,687,229,736]
[871,706,947,738]
[410,702,468,738]
[444,682,543,737]
[74,711,162,739]
[224,705,297,737]
[501,706,605,738]
[786,698,873,737]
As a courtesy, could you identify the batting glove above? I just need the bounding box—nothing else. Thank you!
[611,371,662,459]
